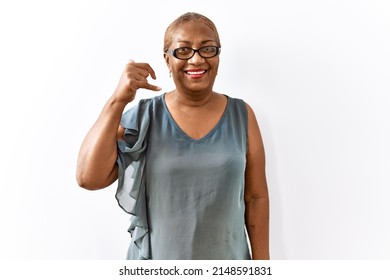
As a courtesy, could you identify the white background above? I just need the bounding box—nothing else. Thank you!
[0,0,389,260]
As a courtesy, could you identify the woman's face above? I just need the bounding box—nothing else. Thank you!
[165,22,220,94]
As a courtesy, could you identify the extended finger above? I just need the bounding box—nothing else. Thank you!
[133,62,157,80]
[133,73,150,83]
[136,68,150,79]
[137,81,162,92]
[126,63,153,80]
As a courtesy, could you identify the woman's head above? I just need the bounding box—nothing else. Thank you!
[163,12,221,94]
[163,12,221,52]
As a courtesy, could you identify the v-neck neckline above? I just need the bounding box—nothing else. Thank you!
[161,93,230,143]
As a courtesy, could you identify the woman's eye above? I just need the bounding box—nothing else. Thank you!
[176,47,191,54]
[202,46,216,53]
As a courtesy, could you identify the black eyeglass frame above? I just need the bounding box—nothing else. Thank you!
[165,46,221,60]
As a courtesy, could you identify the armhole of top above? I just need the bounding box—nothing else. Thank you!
[240,99,249,154]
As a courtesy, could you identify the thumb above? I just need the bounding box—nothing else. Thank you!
[128,59,135,64]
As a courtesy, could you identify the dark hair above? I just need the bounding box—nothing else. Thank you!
[163,12,221,52]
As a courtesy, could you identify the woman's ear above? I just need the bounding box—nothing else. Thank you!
[164,53,170,66]
[164,53,172,73]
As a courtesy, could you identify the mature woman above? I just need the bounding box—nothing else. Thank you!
[76,12,269,260]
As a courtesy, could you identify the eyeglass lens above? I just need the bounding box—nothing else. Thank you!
[173,46,219,59]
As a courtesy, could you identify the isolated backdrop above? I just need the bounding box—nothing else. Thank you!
[0,0,389,259]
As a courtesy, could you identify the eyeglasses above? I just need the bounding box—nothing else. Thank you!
[166,46,221,60]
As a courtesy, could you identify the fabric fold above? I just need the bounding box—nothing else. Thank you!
[115,100,152,260]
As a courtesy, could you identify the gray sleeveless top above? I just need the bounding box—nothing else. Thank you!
[116,93,251,260]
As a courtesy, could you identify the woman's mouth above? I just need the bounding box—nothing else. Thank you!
[184,69,207,78]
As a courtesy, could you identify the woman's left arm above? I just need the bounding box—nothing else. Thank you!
[244,103,270,260]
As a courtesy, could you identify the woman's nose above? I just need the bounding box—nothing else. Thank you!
[188,51,205,64]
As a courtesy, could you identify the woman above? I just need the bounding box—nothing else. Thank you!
[76,12,269,260]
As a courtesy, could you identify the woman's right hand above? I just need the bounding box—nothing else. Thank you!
[113,59,162,104]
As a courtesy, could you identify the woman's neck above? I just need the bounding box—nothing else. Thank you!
[167,89,216,108]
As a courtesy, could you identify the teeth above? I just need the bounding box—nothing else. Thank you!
[187,70,205,75]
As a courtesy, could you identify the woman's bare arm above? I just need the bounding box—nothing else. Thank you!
[76,60,161,190]
[244,103,270,259]
[76,98,126,190]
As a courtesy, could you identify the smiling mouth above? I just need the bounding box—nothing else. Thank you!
[185,70,207,75]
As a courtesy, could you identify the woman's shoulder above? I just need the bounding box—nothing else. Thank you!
[222,94,248,116]
[123,94,164,113]
[134,93,164,107]
[121,94,165,128]
[220,93,245,108]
